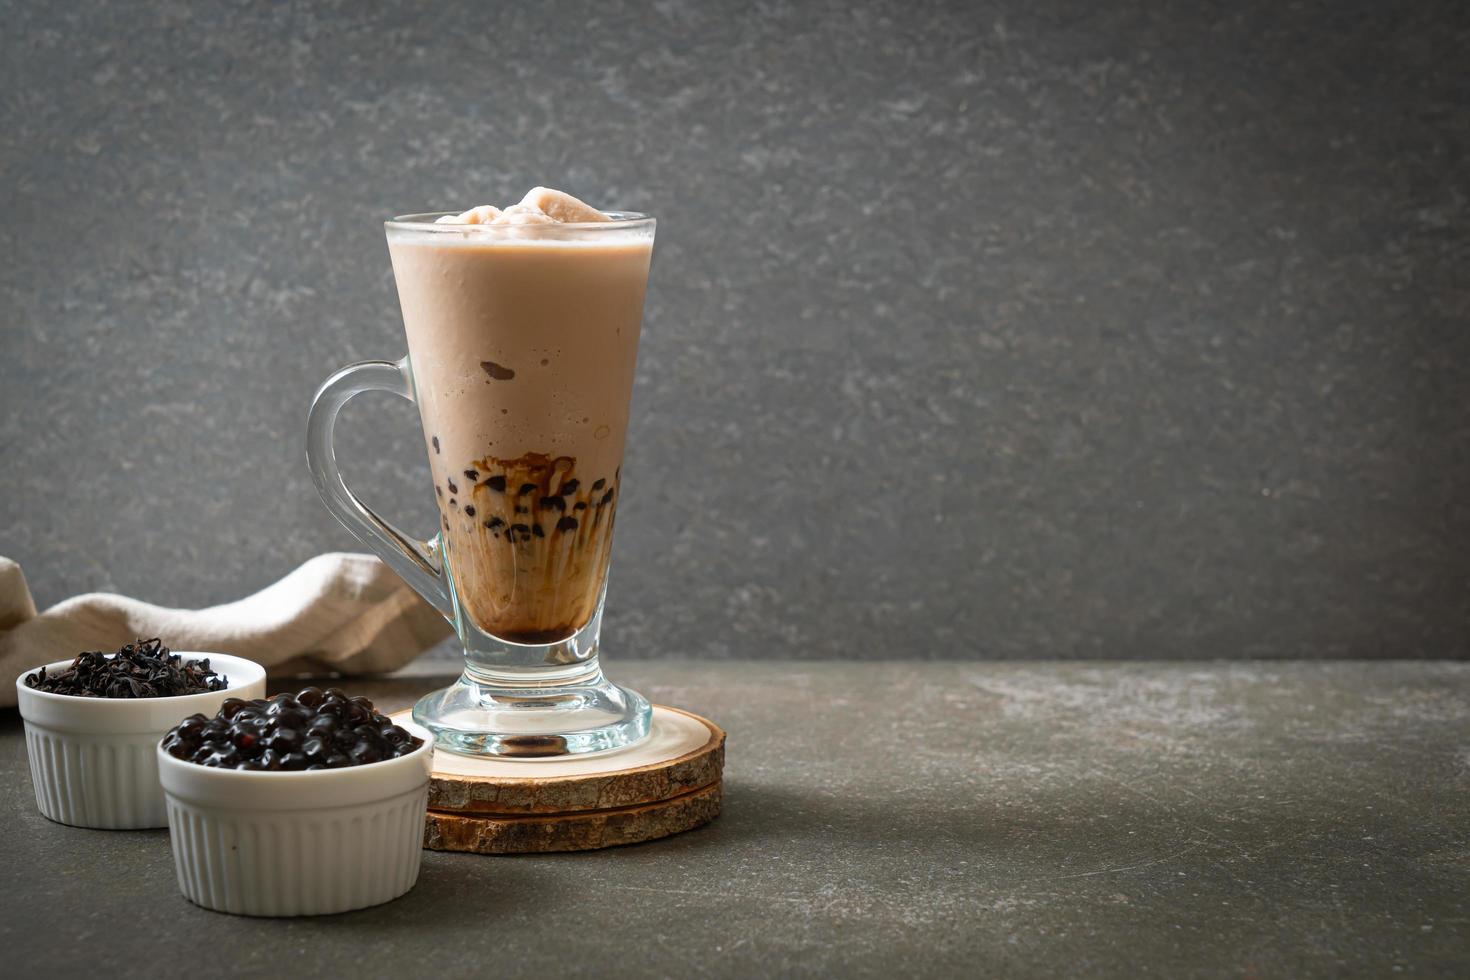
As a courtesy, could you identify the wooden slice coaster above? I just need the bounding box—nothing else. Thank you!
[390,705,725,854]
[424,780,722,855]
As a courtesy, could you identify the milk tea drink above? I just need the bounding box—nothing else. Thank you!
[387,189,652,643]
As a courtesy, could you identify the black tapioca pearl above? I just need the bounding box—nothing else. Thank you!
[464,505,476,517]
[574,502,587,511]
[556,516,579,532]
[435,485,442,497]
[599,489,615,506]
[486,475,506,492]
[442,516,449,530]
[542,496,566,512]
[512,523,530,534]
[560,479,579,495]
[515,505,528,514]
[519,483,537,495]
[591,478,605,491]
[447,479,459,495]
[464,469,479,482]
[448,498,457,508]
[484,517,505,530]
[532,524,545,538]
[432,436,440,454]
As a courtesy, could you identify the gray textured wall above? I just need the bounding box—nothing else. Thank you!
[2,0,1466,660]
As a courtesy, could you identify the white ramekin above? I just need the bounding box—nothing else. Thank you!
[16,652,266,830]
[158,734,433,916]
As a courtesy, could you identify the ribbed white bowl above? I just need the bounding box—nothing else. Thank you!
[159,735,432,916]
[16,653,266,829]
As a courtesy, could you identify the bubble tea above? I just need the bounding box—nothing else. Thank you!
[387,189,652,644]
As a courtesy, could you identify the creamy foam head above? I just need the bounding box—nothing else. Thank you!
[435,187,610,226]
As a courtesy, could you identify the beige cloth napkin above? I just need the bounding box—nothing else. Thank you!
[0,553,453,708]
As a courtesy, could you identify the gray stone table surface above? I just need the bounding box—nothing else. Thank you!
[2,661,1467,978]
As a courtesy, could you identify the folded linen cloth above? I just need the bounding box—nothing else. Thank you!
[0,553,453,708]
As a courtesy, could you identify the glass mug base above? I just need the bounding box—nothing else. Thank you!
[415,601,651,758]
[412,669,651,758]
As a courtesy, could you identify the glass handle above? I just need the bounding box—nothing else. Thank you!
[305,356,453,620]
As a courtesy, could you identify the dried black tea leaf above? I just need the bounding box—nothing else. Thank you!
[24,638,228,699]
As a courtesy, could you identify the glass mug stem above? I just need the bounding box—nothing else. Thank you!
[306,354,651,758]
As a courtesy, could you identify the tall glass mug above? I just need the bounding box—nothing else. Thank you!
[306,211,655,757]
